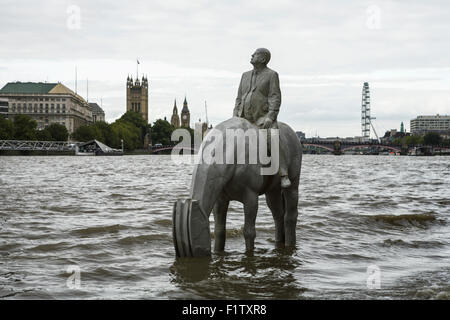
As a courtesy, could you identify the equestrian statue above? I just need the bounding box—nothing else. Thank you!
[173,48,303,257]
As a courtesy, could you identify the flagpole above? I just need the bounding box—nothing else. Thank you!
[136,58,139,80]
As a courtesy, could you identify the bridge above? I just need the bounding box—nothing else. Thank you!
[0,140,75,151]
[302,140,403,154]
[0,140,199,154]
[2,140,446,155]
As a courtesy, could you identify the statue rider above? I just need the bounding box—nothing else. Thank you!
[233,48,291,188]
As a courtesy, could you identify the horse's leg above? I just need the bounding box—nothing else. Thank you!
[213,194,229,253]
[243,191,259,252]
[265,187,285,247]
[284,186,299,247]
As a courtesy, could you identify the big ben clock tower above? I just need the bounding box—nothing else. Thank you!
[180,96,190,128]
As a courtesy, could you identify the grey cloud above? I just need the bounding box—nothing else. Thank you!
[1,0,449,137]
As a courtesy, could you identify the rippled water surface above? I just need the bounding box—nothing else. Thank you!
[0,155,449,299]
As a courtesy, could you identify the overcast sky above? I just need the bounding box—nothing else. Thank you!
[1,0,449,137]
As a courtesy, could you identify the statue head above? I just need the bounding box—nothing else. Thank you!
[250,48,271,67]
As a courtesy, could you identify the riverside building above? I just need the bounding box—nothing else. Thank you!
[0,82,94,133]
[89,102,105,123]
[0,98,8,118]
[126,76,149,123]
[410,114,450,135]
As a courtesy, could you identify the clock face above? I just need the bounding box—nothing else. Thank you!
[183,115,187,120]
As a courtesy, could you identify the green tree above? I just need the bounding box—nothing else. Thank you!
[70,112,148,150]
[120,110,147,129]
[151,119,175,145]
[423,132,442,146]
[13,115,37,140]
[35,129,52,141]
[120,110,148,143]
[0,116,13,140]
[93,121,119,147]
[71,125,97,142]
[45,123,69,141]
[111,120,141,150]
[403,135,422,146]
[442,138,450,147]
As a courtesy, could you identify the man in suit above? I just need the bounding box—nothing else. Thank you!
[234,48,291,188]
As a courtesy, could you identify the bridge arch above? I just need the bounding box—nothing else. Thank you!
[341,144,401,152]
[302,143,334,152]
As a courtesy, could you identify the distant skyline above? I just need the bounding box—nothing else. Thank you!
[1,0,449,137]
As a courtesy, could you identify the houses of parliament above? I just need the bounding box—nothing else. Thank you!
[126,75,149,123]
[125,74,195,129]
[170,97,191,128]
[127,76,211,132]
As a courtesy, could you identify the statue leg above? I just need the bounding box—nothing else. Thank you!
[265,187,285,247]
[283,187,299,247]
[278,144,288,177]
[278,141,291,188]
[266,122,290,188]
[213,194,229,253]
[243,192,258,252]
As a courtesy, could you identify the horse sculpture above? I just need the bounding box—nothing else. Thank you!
[172,117,302,257]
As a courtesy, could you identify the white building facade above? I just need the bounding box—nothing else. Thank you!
[0,82,92,133]
[410,115,450,134]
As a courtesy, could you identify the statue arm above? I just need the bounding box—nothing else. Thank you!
[267,72,281,121]
[234,74,244,117]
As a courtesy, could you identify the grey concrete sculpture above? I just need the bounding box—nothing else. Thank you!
[173,117,302,257]
[172,48,302,257]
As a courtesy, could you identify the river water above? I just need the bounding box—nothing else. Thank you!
[0,155,449,299]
